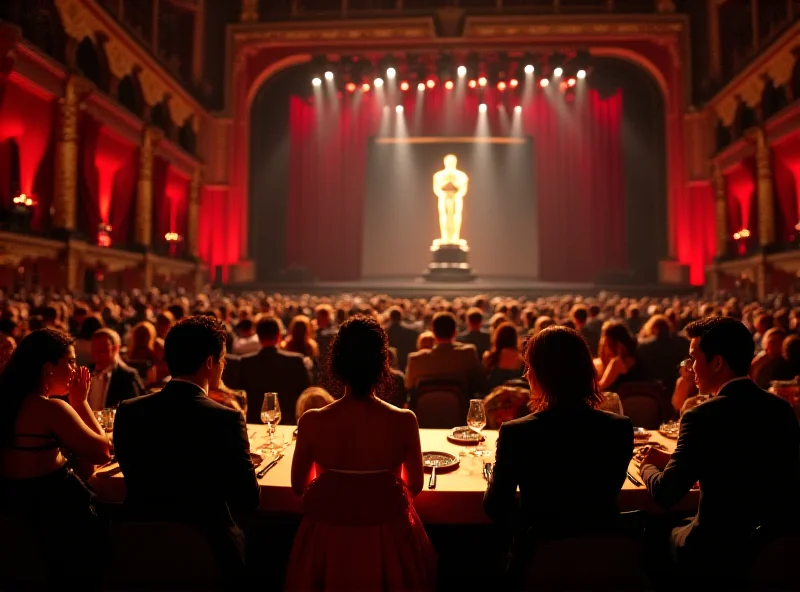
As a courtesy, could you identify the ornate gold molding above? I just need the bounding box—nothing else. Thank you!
[462,19,685,38]
[231,18,436,45]
[0,232,64,267]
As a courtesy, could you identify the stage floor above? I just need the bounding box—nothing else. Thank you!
[240,276,698,298]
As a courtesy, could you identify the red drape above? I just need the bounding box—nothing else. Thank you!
[286,85,626,282]
[773,155,798,243]
[79,115,102,239]
[684,184,716,285]
[166,165,189,256]
[725,160,756,237]
[110,149,139,245]
[151,157,170,249]
[199,187,231,282]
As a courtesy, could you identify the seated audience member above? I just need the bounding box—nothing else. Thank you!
[0,334,15,373]
[232,319,260,356]
[89,328,145,411]
[488,312,508,333]
[416,331,435,352]
[282,315,320,361]
[126,321,159,384]
[484,327,633,582]
[596,320,647,391]
[483,322,525,391]
[782,334,800,378]
[0,329,111,588]
[314,304,337,367]
[114,316,260,586]
[405,312,487,399]
[295,386,335,421]
[750,327,794,389]
[671,357,699,414]
[286,316,435,591]
[626,304,645,337]
[74,314,104,367]
[752,312,774,353]
[457,307,492,361]
[638,314,689,396]
[227,317,311,425]
[571,304,600,357]
[640,317,800,584]
[385,306,419,372]
[531,315,555,337]
[155,310,175,341]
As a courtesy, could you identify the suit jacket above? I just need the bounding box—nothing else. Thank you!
[114,380,260,527]
[90,361,146,408]
[227,346,312,425]
[405,341,488,398]
[637,333,689,396]
[642,378,800,551]
[386,322,420,372]
[484,405,633,536]
[456,329,492,362]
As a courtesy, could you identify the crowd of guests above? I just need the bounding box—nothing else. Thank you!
[0,287,799,589]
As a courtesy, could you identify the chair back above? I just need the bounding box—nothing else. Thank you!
[483,386,531,429]
[413,380,464,429]
[0,514,48,588]
[615,381,664,428]
[105,521,222,590]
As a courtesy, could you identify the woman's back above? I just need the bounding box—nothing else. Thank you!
[1,396,65,479]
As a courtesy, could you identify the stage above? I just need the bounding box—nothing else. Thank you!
[240,276,697,298]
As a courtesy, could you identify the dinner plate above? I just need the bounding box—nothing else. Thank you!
[422,451,459,472]
[658,422,680,439]
[447,426,485,445]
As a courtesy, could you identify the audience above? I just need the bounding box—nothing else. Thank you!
[385,306,419,372]
[281,315,319,361]
[596,320,645,391]
[88,329,145,411]
[457,307,492,361]
[416,330,435,351]
[114,316,260,587]
[482,321,525,391]
[750,327,794,389]
[74,314,104,366]
[286,315,435,590]
[295,386,334,420]
[232,319,260,356]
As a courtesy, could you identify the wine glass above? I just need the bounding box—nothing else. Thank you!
[260,393,282,452]
[467,399,487,456]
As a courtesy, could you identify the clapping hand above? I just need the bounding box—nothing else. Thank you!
[68,366,91,407]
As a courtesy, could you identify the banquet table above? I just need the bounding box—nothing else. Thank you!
[90,425,698,525]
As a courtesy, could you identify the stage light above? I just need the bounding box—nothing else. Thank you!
[312,77,322,87]
[396,105,404,114]
[324,71,334,81]
[577,69,587,79]
[478,76,487,87]
[497,81,507,92]
[524,64,534,75]
[362,82,371,92]
[514,105,523,114]
[479,103,487,113]
[400,81,410,91]
[445,80,454,90]
[374,78,384,88]
[426,79,436,89]
[418,82,425,91]
[457,65,467,77]
[346,82,357,93]
[540,78,549,88]
[553,67,563,78]
[386,67,396,79]
[509,78,519,88]
[468,79,478,89]
[567,77,576,87]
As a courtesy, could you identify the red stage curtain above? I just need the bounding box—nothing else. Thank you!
[725,160,756,238]
[287,86,626,282]
[773,155,798,243]
[166,165,189,256]
[685,184,716,285]
[110,149,139,245]
[79,115,102,240]
[199,186,231,282]
[151,157,170,250]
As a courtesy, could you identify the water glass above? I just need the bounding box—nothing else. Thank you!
[467,399,488,456]
[260,393,282,451]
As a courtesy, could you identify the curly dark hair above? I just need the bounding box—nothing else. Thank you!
[329,315,391,400]
[164,315,227,377]
[0,328,74,444]
[525,326,603,411]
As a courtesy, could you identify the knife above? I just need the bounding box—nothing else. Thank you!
[257,454,284,479]
[428,466,437,489]
[626,471,643,487]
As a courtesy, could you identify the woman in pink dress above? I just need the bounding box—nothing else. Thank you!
[286,315,436,591]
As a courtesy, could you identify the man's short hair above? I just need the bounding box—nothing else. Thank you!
[431,312,457,340]
[256,317,283,341]
[92,328,121,347]
[685,317,755,377]
[466,307,483,325]
[164,316,227,377]
[570,304,588,324]
[237,319,254,333]
[387,307,403,324]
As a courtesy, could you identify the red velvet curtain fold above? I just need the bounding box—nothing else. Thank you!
[287,85,626,282]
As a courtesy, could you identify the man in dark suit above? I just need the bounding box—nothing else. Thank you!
[457,307,492,362]
[405,312,487,401]
[571,303,601,358]
[227,317,312,425]
[637,314,690,403]
[88,328,145,410]
[641,317,800,584]
[114,315,260,586]
[385,306,419,372]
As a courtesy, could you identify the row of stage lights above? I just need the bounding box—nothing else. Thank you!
[312,65,587,93]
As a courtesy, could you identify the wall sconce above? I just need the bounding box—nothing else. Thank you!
[732,228,750,256]
[165,231,183,256]
[98,223,113,248]
[12,193,35,210]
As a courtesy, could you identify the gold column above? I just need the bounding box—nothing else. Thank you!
[751,127,776,248]
[135,126,162,248]
[187,166,202,259]
[712,162,728,258]
[241,0,259,21]
[53,75,93,234]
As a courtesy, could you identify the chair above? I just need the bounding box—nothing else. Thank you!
[615,381,664,428]
[483,386,531,429]
[747,526,800,590]
[412,379,465,429]
[105,521,222,590]
[0,514,49,588]
[599,391,624,415]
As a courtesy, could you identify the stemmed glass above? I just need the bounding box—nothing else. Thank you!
[260,393,282,452]
[467,399,487,456]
